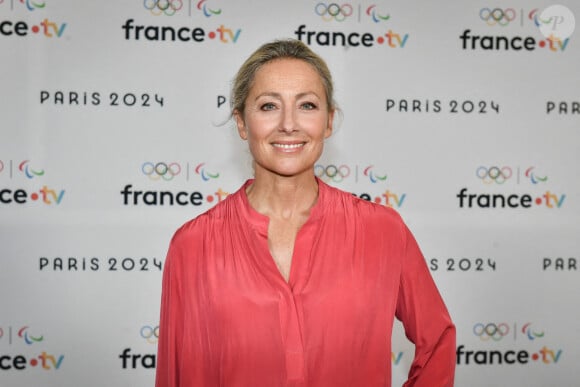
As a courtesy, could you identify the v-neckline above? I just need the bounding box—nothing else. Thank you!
[239,178,326,287]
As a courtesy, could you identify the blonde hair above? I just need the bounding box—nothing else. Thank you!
[231,39,336,115]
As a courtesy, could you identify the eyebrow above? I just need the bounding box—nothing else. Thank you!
[254,91,321,101]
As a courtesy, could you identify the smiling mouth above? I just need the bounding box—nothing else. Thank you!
[272,143,305,150]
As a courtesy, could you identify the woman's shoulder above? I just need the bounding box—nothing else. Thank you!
[169,185,243,246]
[321,180,404,224]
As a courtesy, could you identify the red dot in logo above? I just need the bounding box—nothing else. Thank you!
[208,31,216,39]
[374,197,382,204]
[377,36,384,44]
[30,358,38,366]
[535,197,542,205]
[206,195,214,203]
[31,25,40,34]
[31,193,39,201]
[532,353,539,361]
[539,40,546,48]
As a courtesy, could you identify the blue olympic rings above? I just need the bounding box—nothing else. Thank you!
[142,162,181,181]
[315,3,353,22]
[473,322,510,341]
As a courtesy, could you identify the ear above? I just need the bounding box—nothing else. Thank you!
[234,109,248,140]
[324,109,335,139]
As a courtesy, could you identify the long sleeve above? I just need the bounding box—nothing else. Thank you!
[155,236,185,387]
[396,224,456,387]
[155,229,213,387]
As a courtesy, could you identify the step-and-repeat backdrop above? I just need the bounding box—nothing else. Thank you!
[1,1,578,386]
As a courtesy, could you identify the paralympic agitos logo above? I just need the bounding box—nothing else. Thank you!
[457,165,565,209]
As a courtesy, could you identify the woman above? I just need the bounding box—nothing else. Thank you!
[156,39,455,386]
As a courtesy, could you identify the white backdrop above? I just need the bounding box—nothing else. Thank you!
[1,1,579,386]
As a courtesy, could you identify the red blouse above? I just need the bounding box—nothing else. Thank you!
[155,179,455,387]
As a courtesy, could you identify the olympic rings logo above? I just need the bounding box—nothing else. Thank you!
[314,164,350,183]
[479,8,516,26]
[315,3,353,22]
[473,323,510,341]
[476,166,512,184]
[142,162,181,181]
[140,325,159,344]
[143,0,183,16]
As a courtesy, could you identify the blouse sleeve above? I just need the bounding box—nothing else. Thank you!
[395,224,456,387]
[155,229,211,387]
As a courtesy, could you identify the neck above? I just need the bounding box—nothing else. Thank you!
[246,172,319,220]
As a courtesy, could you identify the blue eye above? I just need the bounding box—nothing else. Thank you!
[260,103,276,111]
[301,102,317,110]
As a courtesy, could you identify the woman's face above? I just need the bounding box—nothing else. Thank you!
[235,58,334,179]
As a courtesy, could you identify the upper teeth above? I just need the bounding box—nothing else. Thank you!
[273,143,303,149]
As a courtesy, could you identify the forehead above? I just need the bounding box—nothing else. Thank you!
[250,58,324,93]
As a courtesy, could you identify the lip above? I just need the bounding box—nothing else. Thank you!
[271,141,306,152]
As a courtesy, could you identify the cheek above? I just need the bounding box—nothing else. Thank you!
[305,116,331,137]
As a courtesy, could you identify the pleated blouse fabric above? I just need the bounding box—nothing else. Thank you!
[155,178,455,387]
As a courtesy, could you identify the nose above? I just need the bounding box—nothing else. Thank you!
[279,106,296,133]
